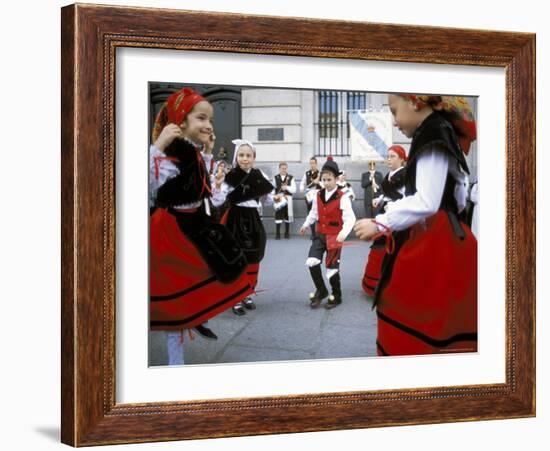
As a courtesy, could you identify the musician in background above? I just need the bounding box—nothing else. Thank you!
[337,170,356,201]
[361,161,383,218]
[300,157,322,239]
[273,162,296,239]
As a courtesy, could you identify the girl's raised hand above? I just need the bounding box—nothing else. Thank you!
[204,133,216,153]
[154,124,182,151]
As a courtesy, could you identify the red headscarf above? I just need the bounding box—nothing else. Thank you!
[399,94,477,155]
[388,144,407,161]
[152,87,206,142]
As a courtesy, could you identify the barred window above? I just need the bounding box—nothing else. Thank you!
[315,91,368,156]
[347,92,366,110]
[318,91,339,138]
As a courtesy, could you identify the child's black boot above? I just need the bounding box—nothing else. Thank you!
[325,272,342,309]
[308,265,328,308]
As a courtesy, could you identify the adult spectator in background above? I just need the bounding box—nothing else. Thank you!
[361,161,383,218]
[273,162,297,239]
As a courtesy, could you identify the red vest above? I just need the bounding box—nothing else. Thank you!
[316,189,343,235]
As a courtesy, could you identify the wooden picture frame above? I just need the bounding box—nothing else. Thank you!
[61,3,535,446]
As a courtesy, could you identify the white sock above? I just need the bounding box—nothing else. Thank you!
[166,331,185,365]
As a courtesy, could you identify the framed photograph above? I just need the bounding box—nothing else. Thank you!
[61,3,535,446]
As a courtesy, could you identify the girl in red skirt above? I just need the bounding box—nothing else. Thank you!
[211,139,275,316]
[361,145,407,297]
[149,88,253,364]
[354,94,477,357]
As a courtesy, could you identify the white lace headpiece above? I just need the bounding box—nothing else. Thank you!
[232,139,256,166]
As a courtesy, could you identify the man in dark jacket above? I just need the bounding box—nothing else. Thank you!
[361,161,383,218]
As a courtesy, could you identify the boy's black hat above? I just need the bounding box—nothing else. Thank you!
[321,159,342,177]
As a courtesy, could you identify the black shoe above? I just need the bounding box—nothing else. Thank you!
[232,302,246,316]
[326,273,342,309]
[309,288,329,309]
[193,324,218,340]
[242,297,256,310]
[284,223,290,239]
[325,294,342,309]
[309,265,328,308]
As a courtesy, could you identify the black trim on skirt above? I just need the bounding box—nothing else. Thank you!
[377,310,478,349]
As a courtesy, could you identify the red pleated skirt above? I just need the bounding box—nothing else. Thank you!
[362,244,385,297]
[150,208,253,331]
[376,211,478,356]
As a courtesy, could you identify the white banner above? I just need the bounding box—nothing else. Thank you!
[349,110,393,161]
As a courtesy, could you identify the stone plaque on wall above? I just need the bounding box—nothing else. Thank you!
[258,127,284,141]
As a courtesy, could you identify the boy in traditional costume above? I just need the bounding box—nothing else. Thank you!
[300,157,322,239]
[337,170,356,200]
[300,160,356,309]
[273,162,296,239]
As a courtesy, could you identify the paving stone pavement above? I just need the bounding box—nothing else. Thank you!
[149,236,378,366]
